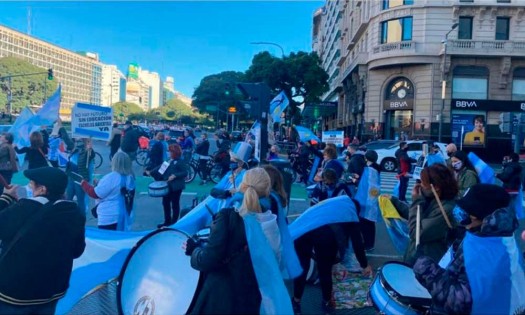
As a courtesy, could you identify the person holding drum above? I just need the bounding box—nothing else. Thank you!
[149,144,188,227]
[389,163,458,266]
[81,151,135,231]
[414,184,525,314]
[185,167,292,314]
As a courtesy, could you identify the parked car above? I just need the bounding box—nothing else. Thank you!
[360,140,399,151]
[163,129,185,144]
[376,140,448,172]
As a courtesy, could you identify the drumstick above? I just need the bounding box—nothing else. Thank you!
[204,204,215,217]
[0,173,11,189]
[416,205,421,247]
[430,184,452,229]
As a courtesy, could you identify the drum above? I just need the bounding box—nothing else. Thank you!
[118,229,200,315]
[368,261,431,315]
[148,181,168,197]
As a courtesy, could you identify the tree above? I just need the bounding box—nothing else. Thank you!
[192,71,246,112]
[112,102,143,121]
[0,57,58,111]
[245,51,329,123]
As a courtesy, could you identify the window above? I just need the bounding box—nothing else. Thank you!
[512,68,525,101]
[382,0,413,10]
[452,66,489,100]
[496,17,510,40]
[458,17,473,39]
[380,17,413,44]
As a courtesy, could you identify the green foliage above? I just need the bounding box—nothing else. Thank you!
[192,71,246,113]
[0,57,58,112]
[245,51,329,123]
[112,102,143,121]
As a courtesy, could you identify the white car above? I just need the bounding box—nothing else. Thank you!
[376,141,448,172]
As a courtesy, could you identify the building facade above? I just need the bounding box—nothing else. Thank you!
[163,76,176,105]
[139,69,162,109]
[0,25,103,118]
[101,64,126,106]
[313,0,525,160]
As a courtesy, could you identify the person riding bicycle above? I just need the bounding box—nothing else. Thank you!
[120,121,140,161]
[195,132,210,185]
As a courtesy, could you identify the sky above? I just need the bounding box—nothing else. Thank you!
[0,1,323,97]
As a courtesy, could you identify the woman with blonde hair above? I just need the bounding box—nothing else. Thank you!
[81,151,135,231]
[185,167,292,314]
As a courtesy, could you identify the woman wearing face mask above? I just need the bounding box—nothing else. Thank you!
[390,164,458,266]
[450,151,479,197]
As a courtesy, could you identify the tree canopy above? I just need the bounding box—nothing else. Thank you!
[192,71,246,113]
[0,57,58,112]
[112,101,143,121]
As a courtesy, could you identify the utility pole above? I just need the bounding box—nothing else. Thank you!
[439,23,458,142]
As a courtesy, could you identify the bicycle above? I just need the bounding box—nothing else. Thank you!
[136,148,149,167]
[185,154,223,184]
[93,151,103,169]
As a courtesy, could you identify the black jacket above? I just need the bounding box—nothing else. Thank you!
[347,153,366,177]
[195,139,210,156]
[120,127,140,153]
[189,207,260,314]
[152,159,188,192]
[0,195,86,305]
[497,161,522,191]
[146,141,164,171]
[14,146,49,170]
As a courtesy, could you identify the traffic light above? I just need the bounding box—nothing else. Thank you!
[47,69,54,80]
[224,83,231,96]
[228,106,237,113]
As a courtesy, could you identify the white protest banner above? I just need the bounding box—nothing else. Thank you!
[72,103,113,141]
[322,130,344,147]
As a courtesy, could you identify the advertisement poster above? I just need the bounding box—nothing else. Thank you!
[72,103,113,141]
[451,111,486,147]
[322,130,344,147]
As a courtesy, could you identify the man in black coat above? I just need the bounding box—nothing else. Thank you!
[497,153,523,214]
[120,121,140,161]
[0,167,85,314]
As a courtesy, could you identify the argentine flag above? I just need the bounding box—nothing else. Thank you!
[467,152,495,184]
[294,125,320,142]
[355,167,381,222]
[463,232,525,314]
[269,91,289,124]
[289,195,359,240]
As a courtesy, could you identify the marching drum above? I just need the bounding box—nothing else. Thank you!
[148,181,169,197]
[117,229,200,315]
[368,262,431,315]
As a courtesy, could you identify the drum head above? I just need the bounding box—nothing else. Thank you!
[117,229,200,315]
[381,262,431,300]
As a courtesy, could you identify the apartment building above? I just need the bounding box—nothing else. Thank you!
[101,64,126,106]
[313,0,525,161]
[0,25,102,118]
[139,69,162,109]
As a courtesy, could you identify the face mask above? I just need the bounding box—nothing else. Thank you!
[421,188,434,198]
[453,206,472,225]
[452,161,463,170]
[403,147,409,151]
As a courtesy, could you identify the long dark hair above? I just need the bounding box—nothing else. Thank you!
[420,164,458,200]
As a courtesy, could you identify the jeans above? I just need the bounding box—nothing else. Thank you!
[0,299,58,315]
[66,179,87,214]
[398,176,409,201]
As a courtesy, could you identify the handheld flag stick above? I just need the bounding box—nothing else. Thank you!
[430,184,453,229]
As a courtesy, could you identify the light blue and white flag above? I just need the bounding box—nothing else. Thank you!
[355,167,381,222]
[295,125,320,143]
[467,152,495,184]
[289,195,359,240]
[463,232,525,314]
[269,91,289,124]
[31,85,61,127]
[515,189,524,220]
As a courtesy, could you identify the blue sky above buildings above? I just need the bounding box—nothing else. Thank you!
[0,1,322,97]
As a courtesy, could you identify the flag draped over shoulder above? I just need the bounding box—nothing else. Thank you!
[467,152,495,184]
[355,167,381,222]
[269,91,289,124]
[289,196,359,240]
[463,233,525,314]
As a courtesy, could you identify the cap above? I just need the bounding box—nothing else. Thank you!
[365,150,378,163]
[24,167,68,195]
[456,184,510,220]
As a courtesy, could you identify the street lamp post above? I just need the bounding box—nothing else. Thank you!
[250,41,285,58]
[439,23,459,142]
